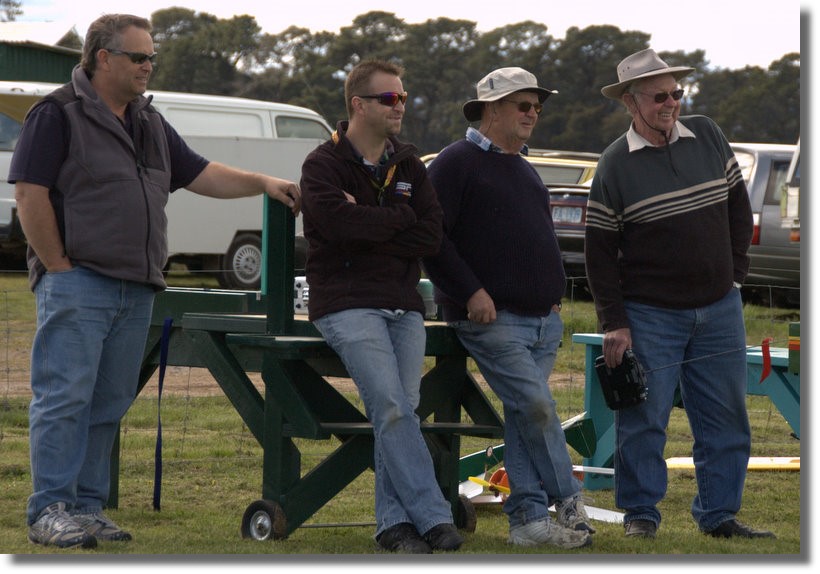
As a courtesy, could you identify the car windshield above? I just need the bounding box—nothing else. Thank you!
[533,164,590,185]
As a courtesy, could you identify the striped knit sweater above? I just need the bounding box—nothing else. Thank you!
[584,115,753,332]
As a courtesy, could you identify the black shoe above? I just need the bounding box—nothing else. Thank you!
[706,519,776,539]
[624,519,657,538]
[423,523,464,551]
[376,523,432,553]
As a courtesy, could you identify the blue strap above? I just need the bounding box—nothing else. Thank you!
[153,317,173,511]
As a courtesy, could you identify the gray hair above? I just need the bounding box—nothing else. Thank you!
[81,14,152,76]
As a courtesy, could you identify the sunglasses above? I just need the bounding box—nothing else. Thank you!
[356,91,408,106]
[106,48,158,65]
[501,99,543,115]
[635,88,685,104]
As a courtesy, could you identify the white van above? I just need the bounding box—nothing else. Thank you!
[0,80,332,288]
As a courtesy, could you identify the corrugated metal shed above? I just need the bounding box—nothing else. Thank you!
[0,22,81,83]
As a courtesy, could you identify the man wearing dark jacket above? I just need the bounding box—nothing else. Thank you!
[299,59,461,554]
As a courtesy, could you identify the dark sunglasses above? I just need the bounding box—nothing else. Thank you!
[356,91,408,106]
[501,99,543,115]
[106,48,158,64]
[635,88,685,104]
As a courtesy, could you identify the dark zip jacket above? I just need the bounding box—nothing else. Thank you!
[300,120,442,321]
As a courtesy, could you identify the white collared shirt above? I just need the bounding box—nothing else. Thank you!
[626,120,697,152]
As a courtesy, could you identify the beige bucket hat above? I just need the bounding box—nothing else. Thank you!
[463,67,557,122]
[601,48,694,100]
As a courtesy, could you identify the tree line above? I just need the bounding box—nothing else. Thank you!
[12,4,801,154]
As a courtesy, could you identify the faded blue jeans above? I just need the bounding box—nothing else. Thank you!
[617,287,751,531]
[451,310,582,528]
[27,266,155,525]
[313,308,453,538]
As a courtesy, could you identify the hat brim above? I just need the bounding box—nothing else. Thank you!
[601,66,694,100]
[462,87,556,122]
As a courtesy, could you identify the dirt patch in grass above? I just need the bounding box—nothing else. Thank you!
[2,361,580,399]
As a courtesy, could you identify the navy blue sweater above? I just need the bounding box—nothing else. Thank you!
[422,139,566,321]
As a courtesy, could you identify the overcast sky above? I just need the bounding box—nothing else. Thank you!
[15,0,803,71]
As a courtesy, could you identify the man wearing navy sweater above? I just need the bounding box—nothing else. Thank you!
[585,48,775,540]
[423,67,592,550]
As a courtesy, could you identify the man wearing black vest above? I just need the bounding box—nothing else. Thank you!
[10,13,299,549]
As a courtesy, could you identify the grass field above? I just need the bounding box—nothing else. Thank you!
[0,272,803,558]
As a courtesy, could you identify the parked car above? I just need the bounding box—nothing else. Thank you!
[420,149,599,186]
[547,182,592,287]
[780,138,800,243]
[732,142,799,306]
[547,142,799,306]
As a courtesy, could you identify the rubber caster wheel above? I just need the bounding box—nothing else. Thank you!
[455,494,477,532]
[241,499,287,540]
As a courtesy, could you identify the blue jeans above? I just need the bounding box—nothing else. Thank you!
[313,308,453,537]
[617,288,751,531]
[27,266,155,525]
[452,310,581,528]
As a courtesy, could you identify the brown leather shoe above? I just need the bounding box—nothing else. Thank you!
[624,519,657,538]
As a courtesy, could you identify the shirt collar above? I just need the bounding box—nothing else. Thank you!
[465,127,529,156]
[356,139,395,167]
[626,120,696,152]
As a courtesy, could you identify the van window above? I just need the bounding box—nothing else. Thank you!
[0,112,21,152]
[162,107,266,137]
[275,116,331,139]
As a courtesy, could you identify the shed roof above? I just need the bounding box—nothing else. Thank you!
[0,21,80,54]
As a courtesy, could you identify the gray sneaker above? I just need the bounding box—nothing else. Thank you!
[555,494,596,533]
[72,511,133,542]
[508,519,592,549]
[28,502,97,549]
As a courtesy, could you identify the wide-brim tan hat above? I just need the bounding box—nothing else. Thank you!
[601,48,694,100]
[463,67,557,122]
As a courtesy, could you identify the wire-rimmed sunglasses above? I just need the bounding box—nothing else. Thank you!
[635,88,685,104]
[106,48,158,65]
[356,91,408,106]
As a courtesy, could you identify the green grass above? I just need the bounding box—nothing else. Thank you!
[0,272,802,556]
[0,391,801,556]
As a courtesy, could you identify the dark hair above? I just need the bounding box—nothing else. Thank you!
[344,59,404,118]
[81,14,152,76]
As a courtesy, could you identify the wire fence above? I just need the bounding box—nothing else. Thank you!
[1,270,801,453]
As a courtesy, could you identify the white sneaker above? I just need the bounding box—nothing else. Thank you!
[508,519,592,549]
[555,494,596,533]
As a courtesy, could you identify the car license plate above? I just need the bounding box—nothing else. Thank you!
[552,206,583,224]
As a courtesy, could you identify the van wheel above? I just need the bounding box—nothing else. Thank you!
[220,233,262,290]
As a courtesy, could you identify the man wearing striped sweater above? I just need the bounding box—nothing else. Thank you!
[585,48,775,541]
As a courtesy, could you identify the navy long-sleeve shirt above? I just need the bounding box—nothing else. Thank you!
[422,139,566,321]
